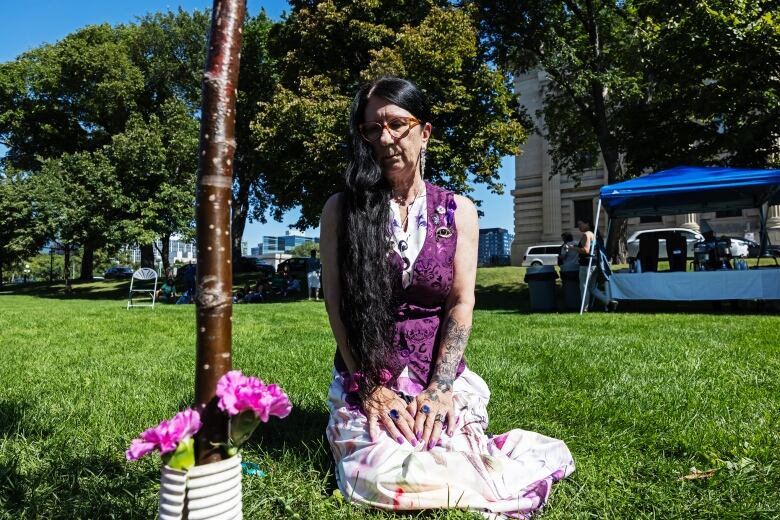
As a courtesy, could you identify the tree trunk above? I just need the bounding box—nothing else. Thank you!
[79,245,94,281]
[195,0,246,465]
[0,260,4,289]
[156,234,172,277]
[140,243,155,268]
[63,246,72,294]
[591,81,628,263]
[231,181,251,265]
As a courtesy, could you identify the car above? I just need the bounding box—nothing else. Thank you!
[626,228,704,259]
[719,236,759,258]
[104,266,134,279]
[521,244,562,267]
[236,256,275,276]
[277,257,320,278]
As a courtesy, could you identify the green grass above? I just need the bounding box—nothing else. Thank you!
[1,267,779,519]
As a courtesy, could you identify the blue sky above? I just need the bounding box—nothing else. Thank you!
[0,1,515,247]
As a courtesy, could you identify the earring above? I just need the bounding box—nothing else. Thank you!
[420,148,426,179]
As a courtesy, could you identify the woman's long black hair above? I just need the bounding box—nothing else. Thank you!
[339,77,431,398]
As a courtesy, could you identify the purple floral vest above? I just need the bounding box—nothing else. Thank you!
[335,182,466,394]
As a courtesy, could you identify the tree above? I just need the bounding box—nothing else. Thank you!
[230,12,280,264]
[32,151,128,291]
[0,24,143,172]
[255,1,525,229]
[0,23,143,277]
[0,172,47,287]
[289,241,320,258]
[122,10,210,268]
[475,0,640,258]
[0,13,210,276]
[620,0,780,171]
[476,0,779,259]
[108,99,199,275]
[124,9,210,114]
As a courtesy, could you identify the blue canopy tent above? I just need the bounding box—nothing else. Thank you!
[578,166,780,313]
[599,166,780,218]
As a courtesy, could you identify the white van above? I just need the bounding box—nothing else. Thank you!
[521,244,562,267]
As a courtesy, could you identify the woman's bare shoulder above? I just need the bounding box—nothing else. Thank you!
[321,193,345,228]
[453,194,478,226]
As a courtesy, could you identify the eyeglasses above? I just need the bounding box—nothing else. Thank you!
[359,116,421,142]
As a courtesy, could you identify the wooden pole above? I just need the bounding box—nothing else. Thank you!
[195,0,246,465]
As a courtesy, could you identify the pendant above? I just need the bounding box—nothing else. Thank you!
[402,256,411,270]
[398,240,408,252]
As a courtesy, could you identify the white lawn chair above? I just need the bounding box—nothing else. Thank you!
[127,268,158,309]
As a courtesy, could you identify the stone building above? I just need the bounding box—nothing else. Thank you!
[510,69,780,264]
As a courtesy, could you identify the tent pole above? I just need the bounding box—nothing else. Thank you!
[757,204,768,266]
[580,198,602,315]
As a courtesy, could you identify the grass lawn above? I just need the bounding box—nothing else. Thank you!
[0,267,778,519]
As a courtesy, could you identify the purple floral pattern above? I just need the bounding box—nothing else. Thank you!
[336,183,463,388]
[389,183,463,387]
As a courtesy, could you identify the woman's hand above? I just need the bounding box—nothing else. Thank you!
[363,386,417,446]
[414,386,455,450]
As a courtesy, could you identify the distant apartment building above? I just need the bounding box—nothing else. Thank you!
[478,228,514,266]
[253,230,319,256]
[510,69,779,264]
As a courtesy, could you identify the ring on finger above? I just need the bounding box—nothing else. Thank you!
[434,413,444,423]
[421,404,431,414]
[388,409,400,420]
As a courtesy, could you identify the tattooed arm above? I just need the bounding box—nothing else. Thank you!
[428,318,472,393]
[414,194,478,449]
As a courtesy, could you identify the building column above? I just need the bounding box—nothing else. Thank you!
[540,170,562,242]
[766,205,780,244]
[676,213,700,232]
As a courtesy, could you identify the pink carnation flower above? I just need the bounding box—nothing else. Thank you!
[126,408,201,461]
[216,370,292,421]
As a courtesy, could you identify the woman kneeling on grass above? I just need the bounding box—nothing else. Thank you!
[319,77,574,517]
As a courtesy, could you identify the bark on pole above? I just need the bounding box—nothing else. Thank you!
[195,0,246,465]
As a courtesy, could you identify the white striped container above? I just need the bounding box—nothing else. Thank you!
[159,455,242,520]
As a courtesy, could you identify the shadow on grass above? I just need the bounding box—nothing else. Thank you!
[0,451,157,519]
[475,280,529,312]
[0,400,55,439]
[244,404,340,493]
[0,279,134,301]
[0,275,316,304]
[5,269,777,315]
[0,399,156,518]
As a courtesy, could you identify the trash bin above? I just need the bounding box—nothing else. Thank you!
[523,266,558,312]
[559,265,581,311]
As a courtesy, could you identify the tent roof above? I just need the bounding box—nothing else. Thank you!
[599,166,780,218]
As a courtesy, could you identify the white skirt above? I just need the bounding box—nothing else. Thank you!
[325,367,574,518]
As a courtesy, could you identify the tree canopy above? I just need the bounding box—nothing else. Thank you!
[258,0,526,228]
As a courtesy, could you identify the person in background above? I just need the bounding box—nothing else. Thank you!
[233,282,251,303]
[243,280,265,303]
[156,277,177,304]
[700,220,731,270]
[307,249,322,301]
[576,220,618,311]
[557,231,579,268]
